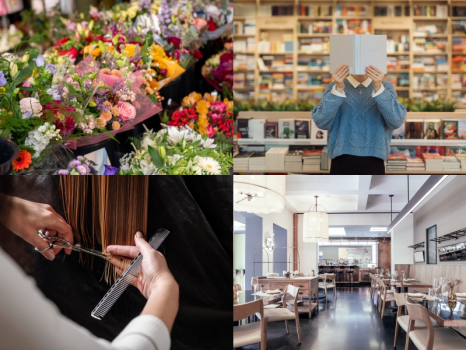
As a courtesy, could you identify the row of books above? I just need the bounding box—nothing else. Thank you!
[390,145,466,157]
[452,56,466,72]
[233,20,256,35]
[413,38,447,53]
[299,38,329,53]
[335,20,371,35]
[234,148,330,172]
[414,24,447,36]
[298,21,332,34]
[335,6,371,17]
[412,74,448,89]
[412,56,448,72]
[233,73,254,88]
[257,5,295,17]
[297,73,332,88]
[236,118,328,141]
[258,73,293,89]
[297,57,330,71]
[296,5,332,17]
[257,39,294,53]
[259,56,293,70]
[385,74,409,88]
[297,91,325,102]
[452,74,466,89]
[234,55,255,72]
[386,36,410,54]
[233,39,255,53]
[374,6,410,17]
[453,37,466,53]
[453,7,466,17]
[387,56,410,70]
[412,5,449,18]
[452,21,466,35]
[392,120,466,140]
[387,153,466,172]
[234,4,255,17]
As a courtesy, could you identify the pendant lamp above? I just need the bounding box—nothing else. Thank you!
[233,175,285,214]
[303,196,329,242]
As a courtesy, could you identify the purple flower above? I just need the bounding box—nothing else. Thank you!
[76,165,88,175]
[69,160,81,168]
[103,164,119,175]
[45,63,56,74]
[57,169,69,175]
[22,111,33,119]
[33,55,44,67]
[77,155,84,161]
[0,71,6,86]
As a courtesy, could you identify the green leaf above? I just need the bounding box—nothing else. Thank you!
[148,145,165,168]
[18,86,38,92]
[11,65,33,89]
[98,40,106,55]
[63,82,78,96]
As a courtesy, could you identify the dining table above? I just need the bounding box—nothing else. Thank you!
[409,296,466,328]
[234,290,284,325]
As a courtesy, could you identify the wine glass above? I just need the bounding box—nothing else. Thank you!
[251,277,258,295]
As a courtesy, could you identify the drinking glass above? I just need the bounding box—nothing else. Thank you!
[251,277,258,294]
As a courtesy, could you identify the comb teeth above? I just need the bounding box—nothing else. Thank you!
[91,228,170,320]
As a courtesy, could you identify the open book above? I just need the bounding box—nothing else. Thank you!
[330,35,387,75]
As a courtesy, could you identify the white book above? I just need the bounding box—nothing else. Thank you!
[248,119,266,139]
[330,35,387,75]
[311,119,328,142]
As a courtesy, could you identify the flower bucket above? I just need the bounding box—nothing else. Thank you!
[0,137,19,175]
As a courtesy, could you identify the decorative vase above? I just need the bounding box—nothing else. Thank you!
[448,288,457,301]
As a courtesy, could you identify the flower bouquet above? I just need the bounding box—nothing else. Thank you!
[164,92,233,144]
[119,124,232,175]
[446,278,463,301]
[202,44,232,92]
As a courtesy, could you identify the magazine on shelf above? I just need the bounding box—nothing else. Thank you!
[405,119,425,139]
[310,119,328,142]
[295,119,311,139]
[236,118,250,138]
[278,119,295,139]
[265,122,278,139]
[442,120,459,140]
[329,35,387,75]
[458,119,466,140]
[249,119,266,139]
[424,119,441,139]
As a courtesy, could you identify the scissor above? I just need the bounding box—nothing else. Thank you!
[35,230,111,261]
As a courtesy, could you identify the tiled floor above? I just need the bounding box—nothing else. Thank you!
[237,286,413,350]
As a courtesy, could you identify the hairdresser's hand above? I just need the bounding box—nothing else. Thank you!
[332,64,349,93]
[0,194,73,261]
[107,232,177,299]
[366,65,384,92]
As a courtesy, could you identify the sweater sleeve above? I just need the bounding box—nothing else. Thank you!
[373,82,407,130]
[311,83,345,130]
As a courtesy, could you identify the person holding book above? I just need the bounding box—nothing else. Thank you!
[312,64,407,174]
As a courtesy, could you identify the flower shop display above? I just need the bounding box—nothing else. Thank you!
[202,43,232,92]
[119,124,232,174]
[165,92,233,143]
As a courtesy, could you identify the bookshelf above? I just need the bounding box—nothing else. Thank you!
[233,0,466,105]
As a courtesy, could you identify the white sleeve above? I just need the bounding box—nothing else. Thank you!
[331,84,346,97]
[0,248,170,350]
[372,84,385,97]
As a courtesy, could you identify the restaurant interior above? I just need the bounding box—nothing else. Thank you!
[233,175,466,349]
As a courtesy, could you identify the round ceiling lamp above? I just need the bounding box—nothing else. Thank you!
[303,196,329,242]
[233,175,286,214]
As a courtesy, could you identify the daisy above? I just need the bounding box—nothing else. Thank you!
[195,156,221,174]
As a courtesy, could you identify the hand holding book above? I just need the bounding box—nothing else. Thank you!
[333,64,349,92]
[365,65,384,92]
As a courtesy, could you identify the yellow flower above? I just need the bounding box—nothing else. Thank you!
[127,5,138,19]
[182,92,202,107]
[203,93,216,103]
[151,44,168,59]
[112,121,121,130]
[111,106,120,116]
[123,44,136,58]
[100,111,112,122]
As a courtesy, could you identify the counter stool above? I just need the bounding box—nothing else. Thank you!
[335,267,344,287]
[346,266,354,287]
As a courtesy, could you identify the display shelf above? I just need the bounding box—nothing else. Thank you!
[233,169,331,174]
[430,228,466,244]
[408,242,425,249]
[233,0,466,101]
[237,138,327,145]
[391,139,466,146]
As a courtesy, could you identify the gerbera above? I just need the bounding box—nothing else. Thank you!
[195,156,221,174]
[12,149,32,171]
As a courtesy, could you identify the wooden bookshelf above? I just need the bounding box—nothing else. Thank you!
[233,0,466,104]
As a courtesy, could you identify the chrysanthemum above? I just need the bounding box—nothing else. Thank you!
[195,156,221,174]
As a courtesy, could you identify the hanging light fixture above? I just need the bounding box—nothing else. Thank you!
[303,196,329,242]
[233,175,286,214]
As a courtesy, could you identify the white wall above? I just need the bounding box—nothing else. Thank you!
[391,213,414,272]
[413,175,466,265]
[297,214,319,275]
[233,234,245,288]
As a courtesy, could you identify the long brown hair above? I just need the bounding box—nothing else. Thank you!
[60,176,149,281]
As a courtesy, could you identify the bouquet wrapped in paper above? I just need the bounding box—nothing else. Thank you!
[201,44,232,92]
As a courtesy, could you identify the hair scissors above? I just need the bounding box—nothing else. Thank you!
[35,230,111,261]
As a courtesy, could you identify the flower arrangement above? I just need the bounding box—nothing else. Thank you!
[446,278,463,301]
[57,155,92,175]
[119,124,232,175]
[202,44,232,91]
[165,92,233,141]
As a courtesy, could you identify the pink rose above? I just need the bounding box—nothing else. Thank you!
[194,18,207,31]
[117,101,136,120]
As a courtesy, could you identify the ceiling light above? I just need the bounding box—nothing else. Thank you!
[329,227,346,236]
[370,227,387,231]
[234,175,286,214]
[303,196,329,242]
[388,175,448,233]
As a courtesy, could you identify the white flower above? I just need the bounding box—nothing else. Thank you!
[46,86,62,100]
[192,134,216,149]
[24,122,61,158]
[194,156,222,174]
[140,135,157,151]
[166,126,192,145]
[20,97,42,118]
[167,154,182,165]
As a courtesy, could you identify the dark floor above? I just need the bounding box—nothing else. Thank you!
[237,286,414,350]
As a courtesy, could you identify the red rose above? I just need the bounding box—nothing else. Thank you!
[207,18,218,31]
[44,101,77,137]
[192,49,203,59]
[167,37,181,49]
[55,37,70,48]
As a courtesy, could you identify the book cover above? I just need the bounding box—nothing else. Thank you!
[311,119,328,142]
[249,119,266,139]
[445,146,466,156]
[330,35,387,74]
[264,122,278,139]
[415,146,445,157]
[405,120,424,139]
[442,120,459,140]
[295,119,311,139]
[236,118,249,138]
[459,120,466,140]
[278,119,295,139]
[388,153,407,161]
[303,149,323,157]
[422,152,442,159]
[424,119,441,139]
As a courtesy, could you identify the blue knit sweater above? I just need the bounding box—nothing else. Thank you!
[312,80,407,161]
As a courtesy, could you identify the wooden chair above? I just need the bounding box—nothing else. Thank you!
[393,291,440,347]
[369,273,378,300]
[318,273,337,300]
[378,277,395,319]
[405,300,466,350]
[256,284,302,344]
[234,299,266,350]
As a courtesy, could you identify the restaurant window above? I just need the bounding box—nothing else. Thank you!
[426,225,437,264]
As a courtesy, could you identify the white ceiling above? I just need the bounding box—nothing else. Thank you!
[285,175,431,238]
